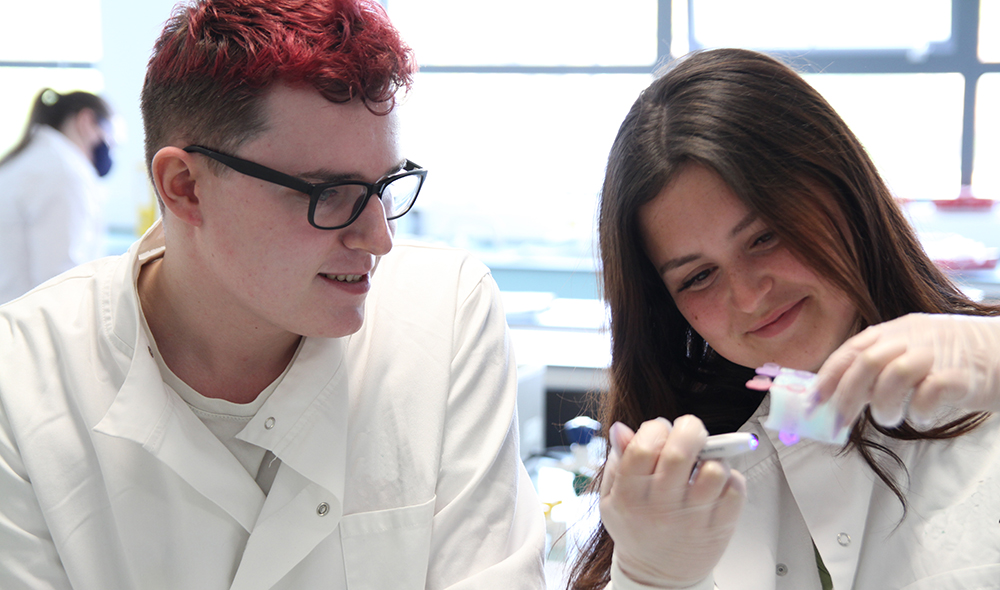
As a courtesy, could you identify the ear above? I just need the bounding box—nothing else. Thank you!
[151,147,204,227]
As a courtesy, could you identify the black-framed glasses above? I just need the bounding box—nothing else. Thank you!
[184,145,426,230]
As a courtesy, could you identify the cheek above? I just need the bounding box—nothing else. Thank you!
[675,293,727,339]
[216,220,319,289]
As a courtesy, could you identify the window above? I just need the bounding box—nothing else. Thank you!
[0,68,105,155]
[0,0,105,157]
[981,0,1000,62]
[388,0,663,271]
[974,74,1000,196]
[684,0,995,203]
[388,0,658,66]
[385,0,1000,287]
[804,73,965,201]
[689,0,951,52]
[0,1,103,63]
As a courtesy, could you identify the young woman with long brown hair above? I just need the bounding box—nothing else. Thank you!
[569,47,1000,590]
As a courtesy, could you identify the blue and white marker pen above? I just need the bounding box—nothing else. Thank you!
[609,424,759,461]
[697,432,759,461]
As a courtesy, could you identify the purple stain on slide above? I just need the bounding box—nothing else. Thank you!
[779,430,800,446]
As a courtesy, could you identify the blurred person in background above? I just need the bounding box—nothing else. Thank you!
[0,88,114,303]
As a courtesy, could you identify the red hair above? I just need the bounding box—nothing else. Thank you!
[141,0,416,181]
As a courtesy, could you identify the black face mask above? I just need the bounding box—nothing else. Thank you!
[92,140,112,177]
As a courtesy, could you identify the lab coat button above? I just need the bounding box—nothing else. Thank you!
[776,563,788,576]
[317,502,330,517]
[264,417,275,430]
[837,532,851,547]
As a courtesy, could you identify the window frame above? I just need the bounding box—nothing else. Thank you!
[396,0,999,195]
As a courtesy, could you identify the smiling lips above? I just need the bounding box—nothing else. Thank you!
[749,298,805,338]
[322,273,363,283]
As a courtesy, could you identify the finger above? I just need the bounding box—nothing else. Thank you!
[815,326,882,403]
[830,338,908,428]
[687,460,732,507]
[909,369,969,425]
[600,448,620,497]
[709,469,747,528]
[655,415,708,486]
[600,442,624,499]
[868,347,934,427]
[601,422,636,496]
[609,421,636,460]
[617,417,672,477]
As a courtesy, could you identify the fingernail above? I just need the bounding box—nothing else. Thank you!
[609,422,625,458]
[872,407,904,428]
[833,412,846,435]
[910,412,935,429]
[655,416,672,428]
[688,462,702,484]
[729,472,747,496]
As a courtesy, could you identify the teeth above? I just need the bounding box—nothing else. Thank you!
[325,274,362,283]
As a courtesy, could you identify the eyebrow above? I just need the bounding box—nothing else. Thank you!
[297,159,408,184]
[729,211,758,238]
[656,211,760,276]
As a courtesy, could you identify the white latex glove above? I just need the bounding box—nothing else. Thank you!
[599,415,745,589]
[815,313,1000,429]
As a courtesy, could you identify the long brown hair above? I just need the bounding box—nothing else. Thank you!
[569,47,995,589]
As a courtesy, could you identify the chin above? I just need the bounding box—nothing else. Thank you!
[300,309,366,339]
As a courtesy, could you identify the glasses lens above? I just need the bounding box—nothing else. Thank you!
[381,173,422,219]
[312,183,369,228]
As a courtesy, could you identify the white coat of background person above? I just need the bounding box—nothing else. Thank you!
[0,88,114,304]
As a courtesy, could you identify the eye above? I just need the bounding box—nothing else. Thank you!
[678,267,715,292]
[751,231,777,249]
[316,186,343,203]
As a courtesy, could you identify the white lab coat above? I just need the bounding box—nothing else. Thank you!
[0,125,106,304]
[0,222,546,589]
[609,397,1000,590]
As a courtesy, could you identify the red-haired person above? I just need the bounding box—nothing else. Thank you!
[0,1,545,588]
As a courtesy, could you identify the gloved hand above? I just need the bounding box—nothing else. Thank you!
[599,415,745,589]
[815,313,1000,429]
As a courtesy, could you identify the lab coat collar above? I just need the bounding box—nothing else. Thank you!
[94,349,267,531]
[765,415,876,590]
[107,220,165,357]
[729,395,876,590]
[236,335,350,503]
[96,220,267,530]
[225,293,353,590]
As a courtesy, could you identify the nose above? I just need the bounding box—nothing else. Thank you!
[341,193,393,256]
[727,263,771,313]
